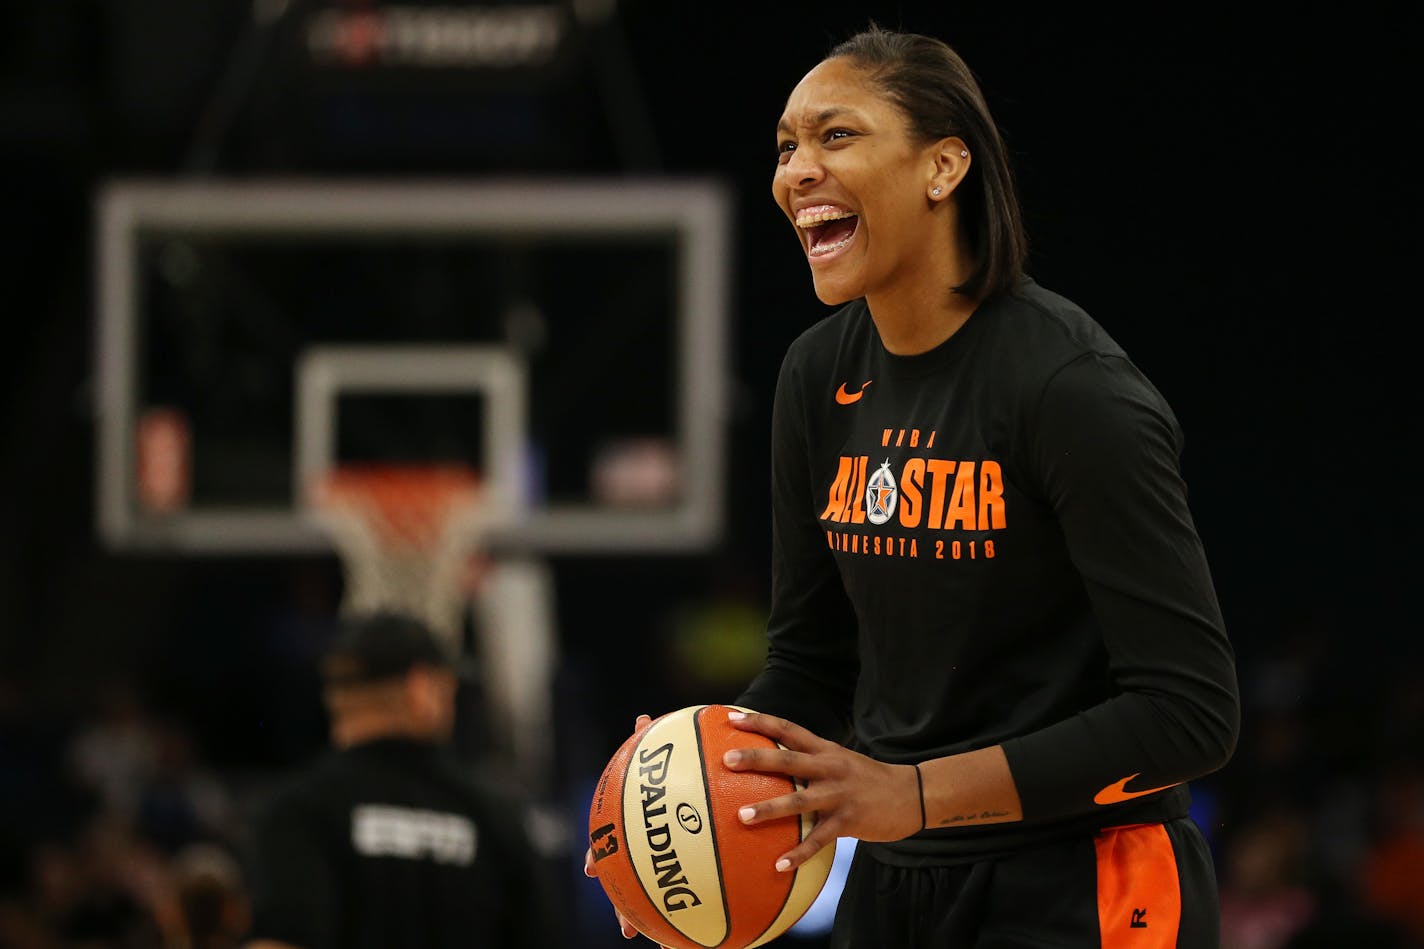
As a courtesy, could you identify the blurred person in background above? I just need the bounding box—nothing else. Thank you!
[240,610,560,949]
[1358,757,1424,947]
[172,842,251,949]
[1217,809,1315,949]
[27,815,174,948]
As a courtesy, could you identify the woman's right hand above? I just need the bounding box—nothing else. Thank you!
[585,713,654,940]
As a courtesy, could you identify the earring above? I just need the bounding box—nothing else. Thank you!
[932,187,942,196]
[960,150,968,157]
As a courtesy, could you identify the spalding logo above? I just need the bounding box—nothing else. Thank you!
[637,742,703,912]
[675,802,703,834]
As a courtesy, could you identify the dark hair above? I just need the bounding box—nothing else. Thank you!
[320,610,458,686]
[828,24,1028,300]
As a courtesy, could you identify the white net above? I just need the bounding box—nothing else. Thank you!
[308,464,485,653]
[307,462,559,793]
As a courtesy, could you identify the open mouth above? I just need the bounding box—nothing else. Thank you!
[796,206,859,258]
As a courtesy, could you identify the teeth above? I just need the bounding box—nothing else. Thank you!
[795,206,856,228]
[809,233,855,257]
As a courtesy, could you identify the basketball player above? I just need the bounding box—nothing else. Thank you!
[592,22,1239,948]
[242,611,560,949]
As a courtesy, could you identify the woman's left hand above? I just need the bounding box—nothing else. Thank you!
[723,709,922,872]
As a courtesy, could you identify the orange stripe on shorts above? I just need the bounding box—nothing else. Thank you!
[1094,822,1181,948]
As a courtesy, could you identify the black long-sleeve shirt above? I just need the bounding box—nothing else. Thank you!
[736,277,1239,863]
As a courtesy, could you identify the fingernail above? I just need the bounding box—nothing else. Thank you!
[728,710,747,720]
[739,806,755,823]
[775,858,791,872]
[724,750,742,766]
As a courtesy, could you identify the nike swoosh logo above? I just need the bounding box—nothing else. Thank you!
[835,381,872,405]
[1094,774,1179,806]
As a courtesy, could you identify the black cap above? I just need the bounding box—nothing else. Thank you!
[319,611,461,686]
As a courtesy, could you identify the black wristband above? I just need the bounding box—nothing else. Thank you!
[914,763,927,831]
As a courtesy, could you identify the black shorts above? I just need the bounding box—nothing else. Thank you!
[830,818,1218,948]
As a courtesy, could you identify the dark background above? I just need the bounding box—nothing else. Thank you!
[1,2,1419,948]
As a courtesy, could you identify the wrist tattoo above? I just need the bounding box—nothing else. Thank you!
[937,809,1010,826]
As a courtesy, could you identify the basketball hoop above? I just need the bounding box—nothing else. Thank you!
[307,463,486,650]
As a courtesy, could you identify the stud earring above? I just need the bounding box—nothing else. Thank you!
[932,187,942,196]
[960,150,968,157]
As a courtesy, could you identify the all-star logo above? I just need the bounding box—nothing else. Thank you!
[864,459,897,525]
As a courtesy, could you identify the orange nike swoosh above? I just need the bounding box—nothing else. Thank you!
[835,381,872,405]
[1093,774,1180,806]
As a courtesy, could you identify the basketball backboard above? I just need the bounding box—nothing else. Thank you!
[93,178,732,555]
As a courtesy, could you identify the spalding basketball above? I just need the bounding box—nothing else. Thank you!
[587,704,835,949]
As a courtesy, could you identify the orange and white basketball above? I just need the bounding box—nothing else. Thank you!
[587,704,835,949]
